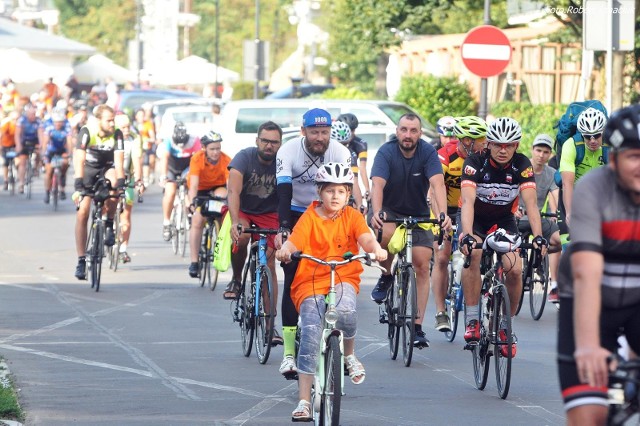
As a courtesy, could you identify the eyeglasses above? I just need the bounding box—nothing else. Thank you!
[583,133,602,140]
[258,137,281,146]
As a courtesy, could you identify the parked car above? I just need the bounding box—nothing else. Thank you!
[265,84,335,99]
[157,105,217,142]
[217,99,437,160]
[114,89,199,116]
[149,97,221,132]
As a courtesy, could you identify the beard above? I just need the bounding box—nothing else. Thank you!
[257,150,275,161]
[399,139,417,152]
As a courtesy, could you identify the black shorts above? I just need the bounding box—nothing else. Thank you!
[517,217,560,241]
[18,141,38,157]
[473,214,518,239]
[82,163,114,195]
[195,187,226,205]
[167,157,190,181]
[1,147,17,164]
[557,296,640,412]
[369,208,434,248]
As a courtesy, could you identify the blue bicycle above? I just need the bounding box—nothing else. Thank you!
[233,225,279,364]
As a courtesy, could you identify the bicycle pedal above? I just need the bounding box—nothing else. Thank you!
[464,342,478,350]
[379,314,388,324]
[283,372,298,381]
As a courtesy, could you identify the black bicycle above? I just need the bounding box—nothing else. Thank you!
[378,213,444,367]
[195,195,226,290]
[608,357,640,425]
[5,148,17,196]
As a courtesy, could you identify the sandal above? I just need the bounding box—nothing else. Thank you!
[291,399,312,422]
[223,280,241,300]
[345,354,366,385]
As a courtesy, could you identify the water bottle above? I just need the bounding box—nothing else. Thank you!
[452,249,464,282]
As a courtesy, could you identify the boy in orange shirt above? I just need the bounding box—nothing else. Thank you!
[1,111,18,190]
[276,162,387,422]
[187,131,231,277]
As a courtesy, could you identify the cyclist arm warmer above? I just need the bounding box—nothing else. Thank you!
[277,182,293,230]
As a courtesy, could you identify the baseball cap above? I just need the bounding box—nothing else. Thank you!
[532,133,554,149]
[302,108,332,128]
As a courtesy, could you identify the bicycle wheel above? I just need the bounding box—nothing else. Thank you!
[387,263,400,360]
[92,221,104,292]
[208,219,220,291]
[25,160,32,199]
[199,227,211,287]
[112,211,123,272]
[86,219,95,288]
[494,284,512,399]
[444,263,458,342]
[179,203,188,257]
[255,265,275,364]
[320,334,342,426]
[469,298,490,391]
[51,169,59,211]
[529,254,549,320]
[170,207,179,255]
[401,266,417,367]
[239,258,254,357]
[8,161,15,196]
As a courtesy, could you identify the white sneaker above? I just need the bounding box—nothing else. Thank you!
[279,355,297,376]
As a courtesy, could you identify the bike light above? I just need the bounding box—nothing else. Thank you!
[325,308,339,325]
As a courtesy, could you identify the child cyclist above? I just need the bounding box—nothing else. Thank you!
[275,162,387,422]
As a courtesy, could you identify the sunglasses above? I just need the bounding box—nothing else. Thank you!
[583,133,602,140]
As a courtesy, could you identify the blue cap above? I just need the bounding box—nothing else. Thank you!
[303,108,332,128]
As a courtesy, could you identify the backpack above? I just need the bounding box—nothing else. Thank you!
[554,100,610,166]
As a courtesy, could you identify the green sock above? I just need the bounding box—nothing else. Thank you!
[282,326,297,357]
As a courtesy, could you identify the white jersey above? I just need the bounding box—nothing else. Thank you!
[276,136,351,211]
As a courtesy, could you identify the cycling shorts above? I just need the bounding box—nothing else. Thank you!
[18,141,38,157]
[238,211,279,249]
[43,151,67,164]
[81,163,114,195]
[557,296,640,412]
[1,147,17,164]
[517,218,559,242]
[143,147,155,166]
[472,214,518,240]
[167,157,190,182]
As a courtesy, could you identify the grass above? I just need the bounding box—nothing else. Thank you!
[0,359,23,422]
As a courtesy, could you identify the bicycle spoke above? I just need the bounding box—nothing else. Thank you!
[321,334,342,426]
[255,266,275,364]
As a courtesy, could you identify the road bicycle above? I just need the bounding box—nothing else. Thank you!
[291,251,385,426]
[378,213,444,367]
[83,179,122,292]
[608,356,640,425]
[515,212,558,319]
[49,154,65,211]
[170,176,189,257]
[24,147,37,199]
[232,225,279,365]
[109,181,143,272]
[5,148,17,196]
[195,195,225,290]
[444,225,465,342]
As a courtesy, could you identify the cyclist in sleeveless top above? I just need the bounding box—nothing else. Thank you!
[2,111,19,191]
[557,104,640,426]
[42,109,73,203]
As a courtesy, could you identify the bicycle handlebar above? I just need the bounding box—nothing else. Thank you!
[238,225,279,235]
[377,212,445,247]
[290,251,387,274]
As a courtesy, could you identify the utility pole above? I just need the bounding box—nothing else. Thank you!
[478,0,491,120]
[253,0,260,99]
[215,0,220,98]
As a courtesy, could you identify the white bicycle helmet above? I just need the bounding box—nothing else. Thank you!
[486,117,522,144]
[315,162,354,185]
[330,121,352,144]
[483,228,522,253]
[201,130,222,145]
[437,116,457,136]
[577,107,607,134]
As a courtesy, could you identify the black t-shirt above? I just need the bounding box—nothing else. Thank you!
[229,147,278,215]
[460,151,536,219]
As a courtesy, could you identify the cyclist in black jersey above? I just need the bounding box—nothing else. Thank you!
[557,104,640,425]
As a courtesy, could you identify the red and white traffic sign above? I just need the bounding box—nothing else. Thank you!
[461,25,512,78]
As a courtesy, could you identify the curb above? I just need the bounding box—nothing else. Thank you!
[0,361,23,426]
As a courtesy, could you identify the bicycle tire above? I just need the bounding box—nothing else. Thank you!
[92,221,104,292]
[199,227,211,287]
[86,219,95,288]
[402,266,417,367]
[240,257,254,357]
[170,207,179,255]
[444,262,458,342]
[529,254,549,320]
[179,203,188,257]
[387,263,400,360]
[209,219,220,291]
[320,334,342,426]
[51,169,59,211]
[7,160,15,196]
[494,283,512,399]
[469,296,490,390]
[113,208,123,272]
[25,160,32,200]
[255,265,275,364]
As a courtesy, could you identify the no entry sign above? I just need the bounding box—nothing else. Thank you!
[461,25,512,78]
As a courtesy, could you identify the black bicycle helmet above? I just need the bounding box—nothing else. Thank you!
[605,104,640,151]
[201,130,223,145]
[172,122,189,145]
[337,113,359,131]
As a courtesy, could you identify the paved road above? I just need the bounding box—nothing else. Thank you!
[0,177,565,425]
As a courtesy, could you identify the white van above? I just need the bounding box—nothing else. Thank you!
[217,99,438,160]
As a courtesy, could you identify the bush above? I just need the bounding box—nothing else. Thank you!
[318,86,376,100]
[394,75,476,125]
[489,102,567,153]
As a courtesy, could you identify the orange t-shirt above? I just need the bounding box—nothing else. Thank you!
[188,150,231,190]
[1,119,16,148]
[289,201,372,311]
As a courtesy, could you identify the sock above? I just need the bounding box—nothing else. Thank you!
[549,280,558,290]
[414,323,422,333]
[78,256,86,262]
[465,304,479,324]
[163,219,171,226]
[119,243,128,253]
[282,326,297,357]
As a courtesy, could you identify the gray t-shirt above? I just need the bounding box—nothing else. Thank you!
[518,164,558,214]
[228,147,278,215]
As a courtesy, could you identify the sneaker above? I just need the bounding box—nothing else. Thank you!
[59,191,66,200]
[413,330,430,348]
[74,258,87,280]
[371,274,393,304]
[188,262,199,278]
[119,252,131,263]
[279,355,297,377]
[547,287,559,303]
[162,225,172,242]
[498,329,517,358]
[434,311,451,332]
[464,320,481,343]
[104,226,115,246]
[44,191,50,204]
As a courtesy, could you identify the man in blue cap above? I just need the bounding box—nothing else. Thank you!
[275,108,352,378]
